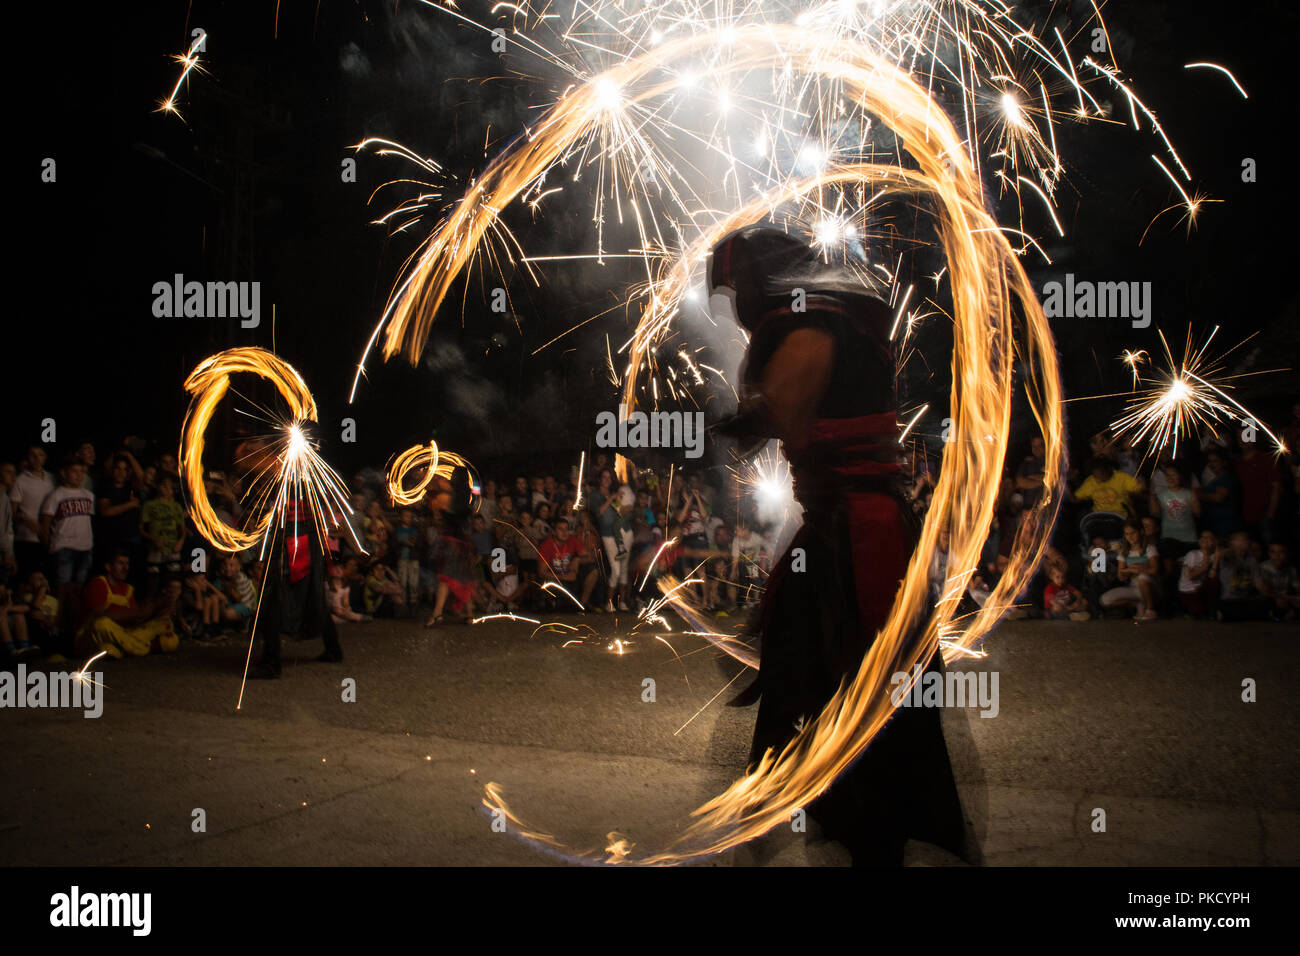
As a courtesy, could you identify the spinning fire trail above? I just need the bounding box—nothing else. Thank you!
[346,8,1082,862]
[179,347,365,708]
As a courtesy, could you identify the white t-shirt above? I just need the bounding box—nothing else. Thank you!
[1121,543,1160,580]
[11,469,54,543]
[41,486,96,552]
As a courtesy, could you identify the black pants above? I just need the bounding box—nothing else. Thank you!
[254,562,341,673]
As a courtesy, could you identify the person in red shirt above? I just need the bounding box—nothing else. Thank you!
[79,547,177,658]
[536,518,597,608]
[1235,438,1281,542]
[1042,565,1090,621]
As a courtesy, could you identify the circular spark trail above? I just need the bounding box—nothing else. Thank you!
[180,347,318,552]
[413,27,1069,864]
[386,441,478,508]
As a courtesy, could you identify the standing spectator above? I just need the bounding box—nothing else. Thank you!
[75,442,97,494]
[1072,457,1144,520]
[1198,450,1241,539]
[1236,438,1281,544]
[96,456,142,571]
[156,453,181,490]
[1150,463,1200,579]
[40,458,96,633]
[139,476,185,595]
[393,509,421,609]
[11,445,55,580]
[598,485,635,612]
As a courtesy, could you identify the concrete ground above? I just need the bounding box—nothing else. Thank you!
[1,614,1296,866]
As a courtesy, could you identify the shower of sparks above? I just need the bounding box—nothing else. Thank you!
[349,0,1211,409]
[330,0,1257,864]
[1110,327,1287,463]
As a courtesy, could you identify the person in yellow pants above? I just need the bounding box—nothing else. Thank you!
[79,548,178,659]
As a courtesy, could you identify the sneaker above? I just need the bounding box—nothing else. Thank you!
[605,600,615,613]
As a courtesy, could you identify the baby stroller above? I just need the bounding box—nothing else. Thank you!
[1080,511,1125,614]
[1079,511,1125,553]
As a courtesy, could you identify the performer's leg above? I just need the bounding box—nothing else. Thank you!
[252,560,283,676]
[319,607,343,662]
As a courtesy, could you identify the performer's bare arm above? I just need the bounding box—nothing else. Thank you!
[757,327,834,455]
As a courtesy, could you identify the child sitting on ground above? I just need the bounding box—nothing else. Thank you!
[1043,565,1090,620]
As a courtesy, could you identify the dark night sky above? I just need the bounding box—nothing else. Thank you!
[9,0,1299,478]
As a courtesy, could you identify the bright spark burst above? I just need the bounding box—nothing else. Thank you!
[1111,327,1288,463]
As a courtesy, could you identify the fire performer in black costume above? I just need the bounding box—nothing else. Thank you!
[711,225,980,866]
[233,434,344,681]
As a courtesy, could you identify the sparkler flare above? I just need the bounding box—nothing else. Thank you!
[157,32,206,119]
[1111,327,1288,463]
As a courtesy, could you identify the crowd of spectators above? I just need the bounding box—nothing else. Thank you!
[917,403,1300,625]
[3,403,1297,664]
[328,456,781,627]
[0,442,787,662]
